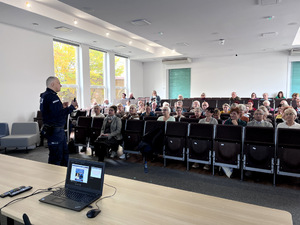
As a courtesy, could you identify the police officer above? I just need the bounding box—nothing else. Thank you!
[40,76,78,166]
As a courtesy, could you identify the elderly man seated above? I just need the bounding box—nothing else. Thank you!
[201,101,209,116]
[247,109,273,127]
[190,107,203,119]
[176,100,187,112]
[173,107,185,121]
[230,92,241,101]
[93,105,105,117]
[190,100,200,112]
[151,101,161,112]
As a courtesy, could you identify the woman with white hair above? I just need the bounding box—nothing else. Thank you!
[263,100,274,112]
[190,100,200,112]
[238,104,249,123]
[157,106,175,122]
[122,104,140,120]
[277,107,300,129]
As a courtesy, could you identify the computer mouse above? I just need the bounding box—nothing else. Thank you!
[86,209,101,218]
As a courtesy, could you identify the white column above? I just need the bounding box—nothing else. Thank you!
[107,51,115,103]
[79,44,90,109]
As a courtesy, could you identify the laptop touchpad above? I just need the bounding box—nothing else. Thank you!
[52,197,66,203]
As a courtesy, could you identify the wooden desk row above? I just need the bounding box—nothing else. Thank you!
[0,155,292,225]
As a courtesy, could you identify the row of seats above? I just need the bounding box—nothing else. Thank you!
[72,116,300,185]
[0,122,40,152]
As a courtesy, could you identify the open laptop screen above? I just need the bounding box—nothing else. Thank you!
[65,158,105,195]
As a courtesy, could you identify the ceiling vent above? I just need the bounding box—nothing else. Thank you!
[290,49,300,56]
[162,57,192,65]
[54,26,72,32]
[131,19,151,26]
[259,0,281,5]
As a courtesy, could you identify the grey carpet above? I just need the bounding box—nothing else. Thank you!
[1,146,299,225]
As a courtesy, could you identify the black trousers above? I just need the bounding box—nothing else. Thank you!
[94,137,121,161]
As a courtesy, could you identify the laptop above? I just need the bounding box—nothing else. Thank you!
[39,158,105,211]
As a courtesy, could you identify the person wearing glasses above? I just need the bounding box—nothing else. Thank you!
[247,109,273,127]
[277,107,300,129]
[157,106,175,122]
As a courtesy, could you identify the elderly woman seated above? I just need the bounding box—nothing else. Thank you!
[137,101,146,114]
[238,104,249,123]
[92,105,105,117]
[263,100,274,112]
[190,100,200,112]
[247,109,273,127]
[220,103,230,114]
[190,107,203,119]
[157,106,175,122]
[122,104,140,120]
[94,105,122,161]
[199,107,218,124]
[116,103,125,118]
[277,107,300,129]
[224,107,247,126]
[247,100,256,111]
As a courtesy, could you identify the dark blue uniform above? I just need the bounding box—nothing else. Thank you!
[40,88,75,166]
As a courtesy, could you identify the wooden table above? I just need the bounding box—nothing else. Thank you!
[0,155,293,225]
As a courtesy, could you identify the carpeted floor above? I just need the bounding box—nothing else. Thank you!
[1,146,300,225]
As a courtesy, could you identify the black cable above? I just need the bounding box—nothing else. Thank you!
[94,183,117,210]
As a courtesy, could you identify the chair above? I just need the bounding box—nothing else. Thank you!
[179,118,200,123]
[242,127,275,184]
[220,113,230,121]
[89,117,104,155]
[205,99,217,108]
[143,116,159,121]
[0,123,9,141]
[277,128,300,179]
[1,122,40,153]
[143,120,166,155]
[23,213,32,225]
[74,116,92,149]
[33,111,44,146]
[217,98,230,109]
[212,125,243,175]
[187,123,215,170]
[122,120,145,157]
[163,122,188,167]
[183,112,194,118]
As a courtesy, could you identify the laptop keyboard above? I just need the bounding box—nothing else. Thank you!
[53,189,97,203]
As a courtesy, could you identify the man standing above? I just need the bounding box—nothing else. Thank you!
[40,76,77,166]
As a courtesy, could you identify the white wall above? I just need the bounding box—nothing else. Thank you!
[143,52,293,99]
[130,60,144,98]
[0,23,54,128]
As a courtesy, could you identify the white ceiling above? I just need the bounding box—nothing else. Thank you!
[1,0,300,62]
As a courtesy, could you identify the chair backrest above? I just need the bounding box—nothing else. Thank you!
[215,125,242,142]
[189,123,214,140]
[125,119,145,132]
[143,116,159,121]
[165,122,188,137]
[144,121,165,135]
[0,123,9,136]
[277,128,300,147]
[180,118,199,123]
[91,117,104,128]
[11,122,39,135]
[76,116,92,127]
[244,127,275,145]
[220,113,230,121]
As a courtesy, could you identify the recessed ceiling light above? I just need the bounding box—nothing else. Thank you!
[73,20,78,25]
[54,26,72,32]
[146,47,149,51]
[106,32,110,36]
[129,41,132,45]
[131,19,151,26]
[261,32,278,37]
[25,2,31,8]
[162,51,166,54]
[176,42,190,47]
[158,32,164,36]
[172,49,176,53]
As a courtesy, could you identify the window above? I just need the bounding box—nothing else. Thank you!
[115,55,128,100]
[291,62,300,97]
[90,49,106,105]
[53,40,79,103]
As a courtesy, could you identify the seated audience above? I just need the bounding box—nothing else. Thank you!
[275,91,285,99]
[121,93,127,99]
[224,107,247,126]
[259,105,273,123]
[261,93,271,101]
[93,105,105,118]
[116,103,125,118]
[122,104,140,120]
[250,92,258,99]
[178,94,184,100]
[141,104,155,118]
[137,101,146,114]
[220,103,230,114]
[151,102,161,112]
[94,105,122,161]
[176,100,187,112]
[230,92,240,101]
[200,92,206,100]
[238,104,249,123]
[190,107,202,119]
[199,107,218,124]
[263,100,274,112]
[125,100,131,112]
[150,90,161,106]
[247,109,273,127]
[190,100,200,112]
[295,98,300,116]
[292,93,299,101]
[247,100,256,111]
[129,92,135,99]
[201,101,209,116]
[213,108,221,120]
[173,107,185,120]
[277,107,300,129]
[157,106,175,122]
